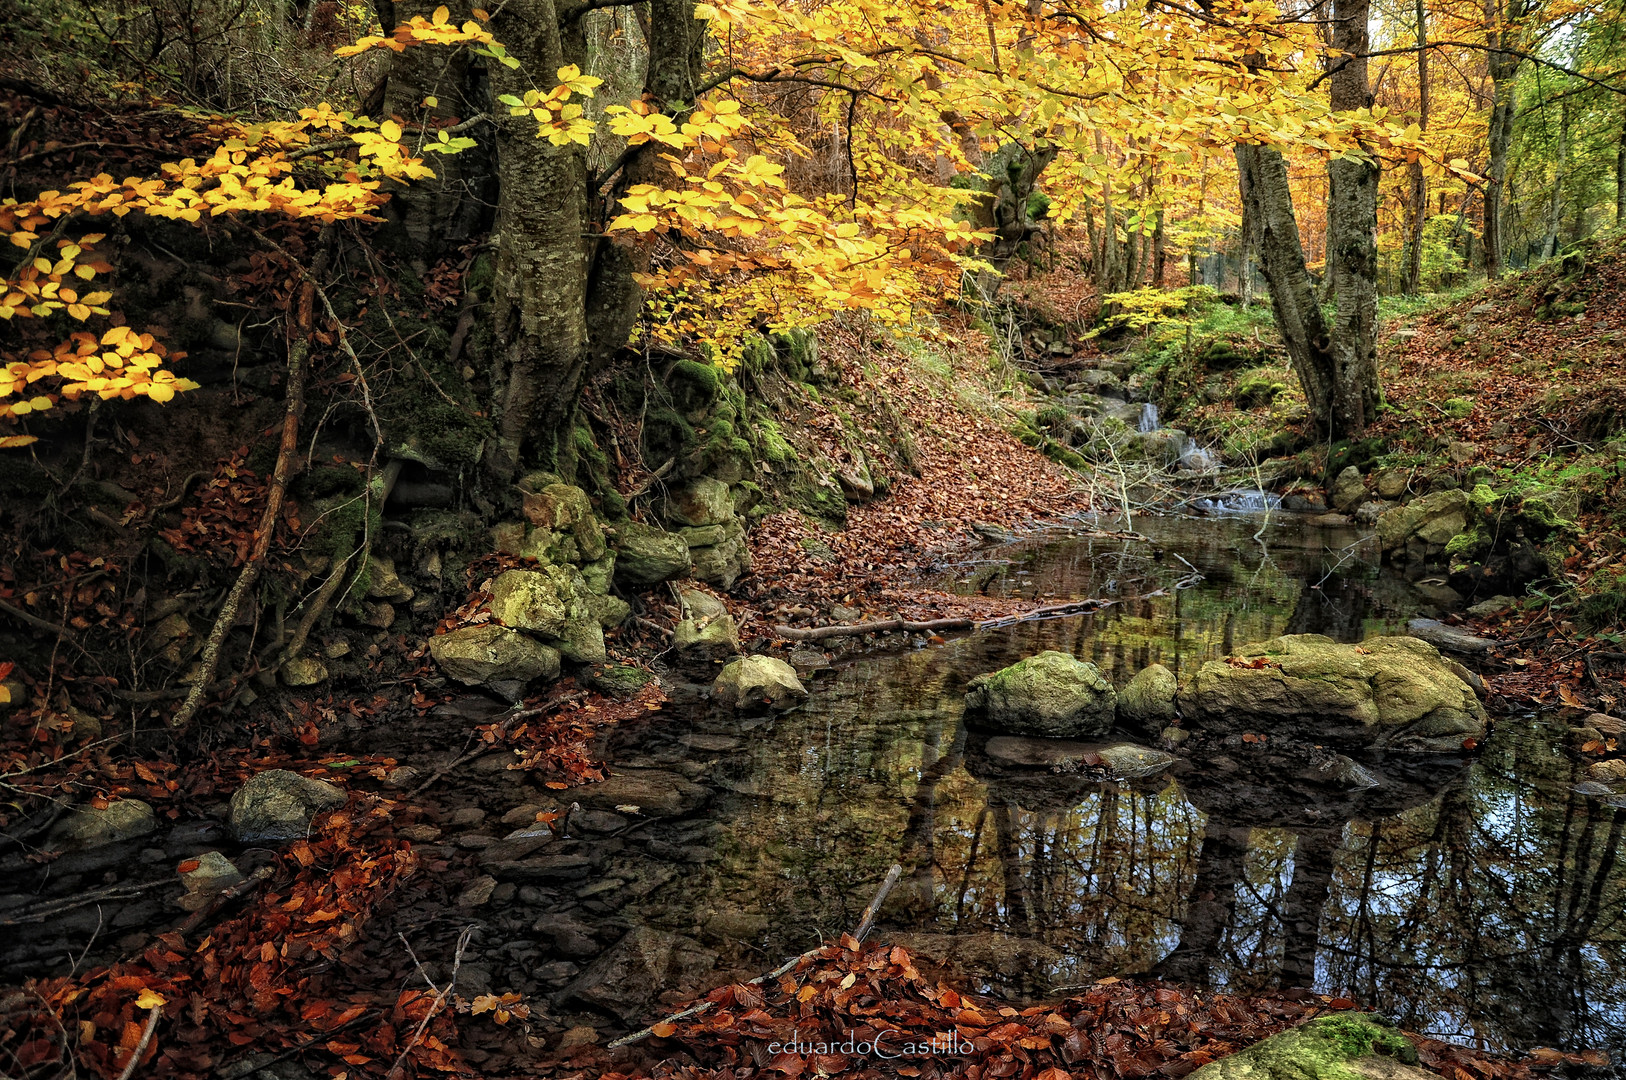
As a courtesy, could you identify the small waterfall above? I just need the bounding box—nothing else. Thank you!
[1137,403,1160,432]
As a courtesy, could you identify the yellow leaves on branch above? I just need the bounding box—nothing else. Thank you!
[0,235,113,322]
[333,4,494,56]
[3,327,200,423]
[499,66,604,146]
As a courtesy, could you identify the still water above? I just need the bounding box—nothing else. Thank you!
[605,512,1625,1056]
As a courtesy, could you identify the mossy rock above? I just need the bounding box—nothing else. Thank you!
[1188,1014,1422,1080]
[965,651,1117,739]
[615,522,693,585]
[585,663,656,699]
[1118,663,1179,733]
[489,568,574,636]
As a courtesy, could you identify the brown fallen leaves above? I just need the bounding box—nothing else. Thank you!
[590,941,1550,1080]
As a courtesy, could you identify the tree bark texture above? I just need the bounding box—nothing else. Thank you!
[1404,0,1428,295]
[1482,0,1531,279]
[1234,142,1336,427]
[1325,0,1379,433]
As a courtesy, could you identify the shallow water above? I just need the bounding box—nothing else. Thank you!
[607,512,1626,1056]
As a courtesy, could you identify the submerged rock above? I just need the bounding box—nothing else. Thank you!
[965,651,1117,738]
[714,655,807,710]
[49,799,157,851]
[1180,634,1487,752]
[1187,1013,1428,1080]
[981,737,1177,780]
[561,927,719,1023]
[230,769,348,843]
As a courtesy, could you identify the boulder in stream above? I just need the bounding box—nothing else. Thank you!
[1180,634,1487,752]
[714,655,807,710]
[1118,663,1179,732]
[965,651,1117,738]
[1188,1013,1429,1080]
[230,769,348,843]
[1376,489,1470,552]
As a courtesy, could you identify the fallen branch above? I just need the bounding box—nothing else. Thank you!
[388,926,474,1080]
[0,595,70,637]
[774,598,1116,642]
[610,863,903,1050]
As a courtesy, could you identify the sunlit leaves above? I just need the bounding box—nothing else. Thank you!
[332,4,494,56]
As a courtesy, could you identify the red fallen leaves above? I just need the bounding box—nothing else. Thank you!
[595,943,1550,1080]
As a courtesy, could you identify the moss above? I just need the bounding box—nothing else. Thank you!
[1441,397,1475,418]
[774,328,818,369]
[669,358,726,411]
[1235,372,1289,409]
[466,253,496,298]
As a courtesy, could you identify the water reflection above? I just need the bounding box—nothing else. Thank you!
[608,513,1625,1056]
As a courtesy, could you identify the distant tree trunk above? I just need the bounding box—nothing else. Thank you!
[1235,142,1337,428]
[1152,209,1167,287]
[1542,89,1571,259]
[1617,111,1626,225]
[1483,0,1531,279]
[1325,0,1379,433]
[1404,0,1429,295]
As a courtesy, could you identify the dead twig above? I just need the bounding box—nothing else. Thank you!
[387,926,474,1080]
[114,1004,162,1080]
[609,863,903,1050]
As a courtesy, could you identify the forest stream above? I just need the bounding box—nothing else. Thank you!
[7,507,1621,1066]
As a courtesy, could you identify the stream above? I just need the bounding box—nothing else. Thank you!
[4,510,1622,1064]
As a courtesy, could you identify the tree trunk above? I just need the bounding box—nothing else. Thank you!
[1404,0,1429,295]
[1617,110,1626,226]
[1234,142,1337,427]
[1542,90,1570,259]
[1325,0,1379,433]
[1482,0,1529,279]
[484,0,591,481]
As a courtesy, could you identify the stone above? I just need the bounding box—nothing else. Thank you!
[679,524,729,548]
[65,706,102,741]
[48,800,156,851]
[558,1027,600,1050]
[672,613,741,660]
[366,555,414,604]
[1584,713,1626,736]
[561,926,719,1023]
[230,770,348,843]
[1405,618,1500,656]
[1376,489,1470,552]
[382,766,420,789]
[680,588,729,621]
[1374,469,1410,500]
[1466,595,1516,618]
[456,875,499,908]
[523,483,606,562]
[1118,663,1178,731]
[489,568,572,636]
[983,736,1175,779]
[0,675,26,711]
[714,655,807,710]
[1188,1014,1428,1080]
[1589,759,1626,782]
[428,625,560,687]
[576,769,710,816]
[552,613,607,664]
[664,477,736,527]
[690,537,751,588]
[151,613,194,665]
[357,601,396,629]
[1330,466,1366,512]
[1180,634,1488,752]
[614,522,693,585]
[485,853,593,881]
[580,553,616,595]
[1447,440,1479,464]
[964,651,1117,739]
[1094,743,1180,779]
[787,648,829,670]
[581,593,631,629]
[584,663,656,699]
[280,656,329,687]
[829,604,862,624]
[177,851,245,911]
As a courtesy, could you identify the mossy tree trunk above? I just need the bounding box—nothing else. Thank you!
[1324,0,1379,434]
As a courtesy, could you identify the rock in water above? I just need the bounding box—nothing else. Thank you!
[1180,634,1487,752]
[714,656,807,710]
[1188,1014,1430,1080]
[49,800,157,851]
[561,927,719,1023]
[230,769,348,843]
[965,651,1117,738]
[1118,663,1179,732]
[1405,618,1499,657]
[1330,466,1366,511]
[1375,490,1470,552]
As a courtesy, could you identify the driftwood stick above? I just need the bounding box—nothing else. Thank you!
[608,863,904,1050]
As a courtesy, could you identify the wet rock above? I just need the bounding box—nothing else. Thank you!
[489,568,572,636]
[1330,466,1366,512]
[584,663,655,699]
[366,555,414,604]
[477,829,555,864]
[1181,634,1487,752]
[567,808,627,833]
[703,907,770,941]
[230,769,348,843]
[982,737,1176,779]
[714,655,806,710]
[1117,663,1178,732]
[1589,759,1626,781]
[457,875,499,908]
[787,648,829,671]
[178,851,246,911]
[428,625,561,690]
[561,927,719,1022]
[533,912,602,958]
[1187,1013,1427,1080]
[1281,493,1327,513]
[681,732,741,751]
[614,522,693,585]
[280,655,329,687]
[663,477,735,528]
[1466,594,1516,618]
[1376,489,1470,552]
[1405,618,1500,656]
[1585,713,1626,736]
[576,769,709,816]
[673,613,741,660]
[1353,501,1385,526]
[486,853,593,881]
[49,800,157,851]
[1310,755,1382,789]
[1094,743,1180,779]
[965,651,1116,739]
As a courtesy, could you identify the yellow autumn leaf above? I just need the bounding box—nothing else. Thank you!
[134,988,167,1009]
[379,120,402,142]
